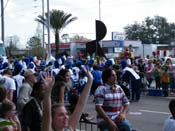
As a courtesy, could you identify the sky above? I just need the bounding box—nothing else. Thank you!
[1,0,175,48]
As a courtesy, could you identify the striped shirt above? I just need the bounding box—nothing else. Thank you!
[95,84,129,123]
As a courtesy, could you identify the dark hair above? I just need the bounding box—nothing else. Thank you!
[93,65,100,70]
[0,86,7,102]
[58,69,69,77]
[102,68,113,83]
[169,99,175,117]
[55,69,70,82]
[3,69,12,76]
[31,80,44,96]
[51,81,66,103]
[0,101,15,118]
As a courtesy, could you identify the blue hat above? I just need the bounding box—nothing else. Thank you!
[40,61,46,67]
[76,60,82,67]
[27,62,35,69]
[61,56,65,65]
[3,62,9,69]
[89,59,94,66]
[29,56,34,62]
[120,60,127,69]
[23,57,30,66]
[0,57,4,63]
[105,59,113,67]
[14,63,23,74]
[66,61,73,69]
[14,60,20,66]
[54,60,59,68]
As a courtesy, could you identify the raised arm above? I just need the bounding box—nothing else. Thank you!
[41,73,55,131]
[68,68,93,130]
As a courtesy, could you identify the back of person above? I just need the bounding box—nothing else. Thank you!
[21,98,42,131]
[163,99,175,131]
[17,82,32,116]
[1,69,16,101]
[13,74,25,104]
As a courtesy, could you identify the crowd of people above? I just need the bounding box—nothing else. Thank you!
[0,47,175,131]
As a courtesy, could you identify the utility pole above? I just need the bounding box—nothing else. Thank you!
[47,0,51,57]
[42,0,45,48]
[99,0,101,20]
[96,0,102,57]
[1,0,4,42]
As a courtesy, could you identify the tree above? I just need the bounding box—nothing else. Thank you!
[27,36,41,48]
[36,9,77,58]
[70,35,91,42]
[124,15,175,44]
[5,35,20,57]
[27,36,46,57]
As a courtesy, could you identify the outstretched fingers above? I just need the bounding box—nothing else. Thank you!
[41,72,55,92]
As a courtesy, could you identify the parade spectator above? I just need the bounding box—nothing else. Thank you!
[95,68,132,131]
[1,69,16,101]
[121,60,141,102]
[78,69,88,94]
[51,80,66,104]
[0,86,8,102]
[145,59,154,88]
[13,63,24,104]
[55,69,74,102]
[164,58,175,92]
[154,61,162,89]
[163,99,175,131]
[17,69,37,117]
[21,80,45,131]
[91,65,102,97]
[0,101,21,131]
[161,66,170,97]
[41,67,93,131]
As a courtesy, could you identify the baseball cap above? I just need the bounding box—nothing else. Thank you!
[24,69,37,77]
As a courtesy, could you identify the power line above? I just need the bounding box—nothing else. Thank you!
[0,0,10,18]
[4,0,10,11]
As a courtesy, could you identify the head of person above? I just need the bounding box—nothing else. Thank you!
[165,58,172,65]
[31,80,45,100]
[169,99,175,118]
[52,103,69,130]
[14,63,23,75]
[0,86,7,102]
[24,69,37,84]
[3,68,13,76]
[57,69,70,83]
[0,101,16,119]
[102,68,116,85]
[120,60,127,69]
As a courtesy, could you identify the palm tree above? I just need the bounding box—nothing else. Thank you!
[36,9,77,57]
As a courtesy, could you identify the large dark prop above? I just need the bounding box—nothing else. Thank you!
[86,20,107,57]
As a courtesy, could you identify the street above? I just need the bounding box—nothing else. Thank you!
[83,94,174,131]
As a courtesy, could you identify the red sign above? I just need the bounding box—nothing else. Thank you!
[50,43,70,49]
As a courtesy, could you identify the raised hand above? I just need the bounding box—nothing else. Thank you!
[41,72,55,93]
[82,66,93,80]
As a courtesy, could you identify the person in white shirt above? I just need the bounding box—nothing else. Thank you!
[13,63,25,104]
[163,99,175,131]
[1,69,16,101]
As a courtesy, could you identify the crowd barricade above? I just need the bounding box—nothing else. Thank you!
[76,120,99,131]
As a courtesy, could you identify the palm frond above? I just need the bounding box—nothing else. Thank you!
[35,15,48,27]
